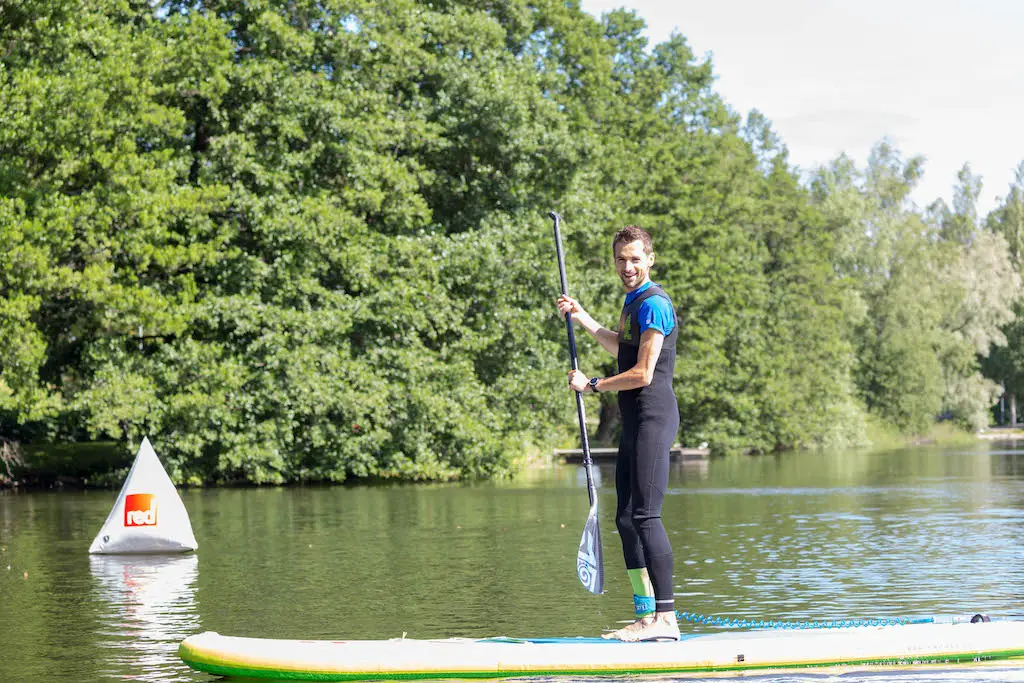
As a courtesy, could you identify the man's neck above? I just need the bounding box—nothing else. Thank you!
[624,278,651,295]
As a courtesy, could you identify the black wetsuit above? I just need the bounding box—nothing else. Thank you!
[615,284,679,613]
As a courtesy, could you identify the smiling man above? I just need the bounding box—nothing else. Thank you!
[557,225,680,642]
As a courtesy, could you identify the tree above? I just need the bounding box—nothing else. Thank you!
[812,144,946,433]
[982,161,1024,424]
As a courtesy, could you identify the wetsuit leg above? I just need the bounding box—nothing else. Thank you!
[631,409,679,612]
[615,414,646,571]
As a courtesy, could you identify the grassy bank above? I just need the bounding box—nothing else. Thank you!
[863,418,980,450]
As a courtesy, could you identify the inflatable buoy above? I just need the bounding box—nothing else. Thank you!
[88,437,198,554]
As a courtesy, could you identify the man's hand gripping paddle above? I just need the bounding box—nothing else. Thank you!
[550,211,604,595]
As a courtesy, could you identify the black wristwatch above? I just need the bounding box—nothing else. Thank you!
[589,376,601,393]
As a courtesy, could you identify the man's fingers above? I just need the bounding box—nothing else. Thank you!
[557,296,581,315]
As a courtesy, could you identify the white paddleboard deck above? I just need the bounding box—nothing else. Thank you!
[179,621,1024,680]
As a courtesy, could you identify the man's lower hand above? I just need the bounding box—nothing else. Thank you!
[568,369,590,392]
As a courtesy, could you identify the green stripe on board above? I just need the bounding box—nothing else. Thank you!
[181,650,1024,681]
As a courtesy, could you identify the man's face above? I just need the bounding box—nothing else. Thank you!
[613,239,654,292]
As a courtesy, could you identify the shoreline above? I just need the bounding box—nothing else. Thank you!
[976,426,1024,440]
[2,426,1019,492]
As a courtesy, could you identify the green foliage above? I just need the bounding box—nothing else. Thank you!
[1,0,582,482]
[981,162,1024,416]
[2,0,1018,484]
[812,144,1020,434]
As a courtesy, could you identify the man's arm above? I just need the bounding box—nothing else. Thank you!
[576,329,664,393]
[557,295,618,356]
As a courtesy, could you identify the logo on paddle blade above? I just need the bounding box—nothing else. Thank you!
[124,493,158,527]
[577,529,599,592]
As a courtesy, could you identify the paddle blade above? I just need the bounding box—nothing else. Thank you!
[576,509,604,594]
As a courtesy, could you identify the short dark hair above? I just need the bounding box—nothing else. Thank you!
[612,225,653,254]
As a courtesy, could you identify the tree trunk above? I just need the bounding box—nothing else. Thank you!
[1010,392,1017,427]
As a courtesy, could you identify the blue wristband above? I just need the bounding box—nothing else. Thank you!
[633,594,655,616]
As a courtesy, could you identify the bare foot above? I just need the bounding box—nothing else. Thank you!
[613,613,680,642]
[602,615,654,640]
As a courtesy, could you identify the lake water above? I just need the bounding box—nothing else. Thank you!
[1,442,1022,682]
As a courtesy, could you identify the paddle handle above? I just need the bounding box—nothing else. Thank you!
[550,212,597,507]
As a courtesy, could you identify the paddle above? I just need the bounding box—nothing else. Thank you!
[549,211,604,595]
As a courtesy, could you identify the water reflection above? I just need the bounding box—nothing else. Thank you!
[575,464,602,488]
[675,457,710,480]
[991,450,1024,477]
[89,554,199,681]
[584,457,710,490]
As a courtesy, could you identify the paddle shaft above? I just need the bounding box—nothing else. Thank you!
[549,212,598,508]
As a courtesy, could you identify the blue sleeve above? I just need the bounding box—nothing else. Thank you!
[637,296,675,337]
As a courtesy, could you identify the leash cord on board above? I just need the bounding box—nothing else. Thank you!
[675,611,992,630]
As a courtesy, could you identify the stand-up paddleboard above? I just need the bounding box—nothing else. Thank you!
[89,437,198,554]
[179,620,1024,680]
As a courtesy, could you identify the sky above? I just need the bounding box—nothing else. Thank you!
[579,0,1024,216]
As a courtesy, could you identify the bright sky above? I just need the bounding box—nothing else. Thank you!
[580,0,1024,216]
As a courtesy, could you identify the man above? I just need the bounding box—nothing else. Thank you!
[557,225,680,642]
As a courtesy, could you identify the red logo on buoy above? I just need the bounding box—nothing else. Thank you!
[124,493,158,527]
